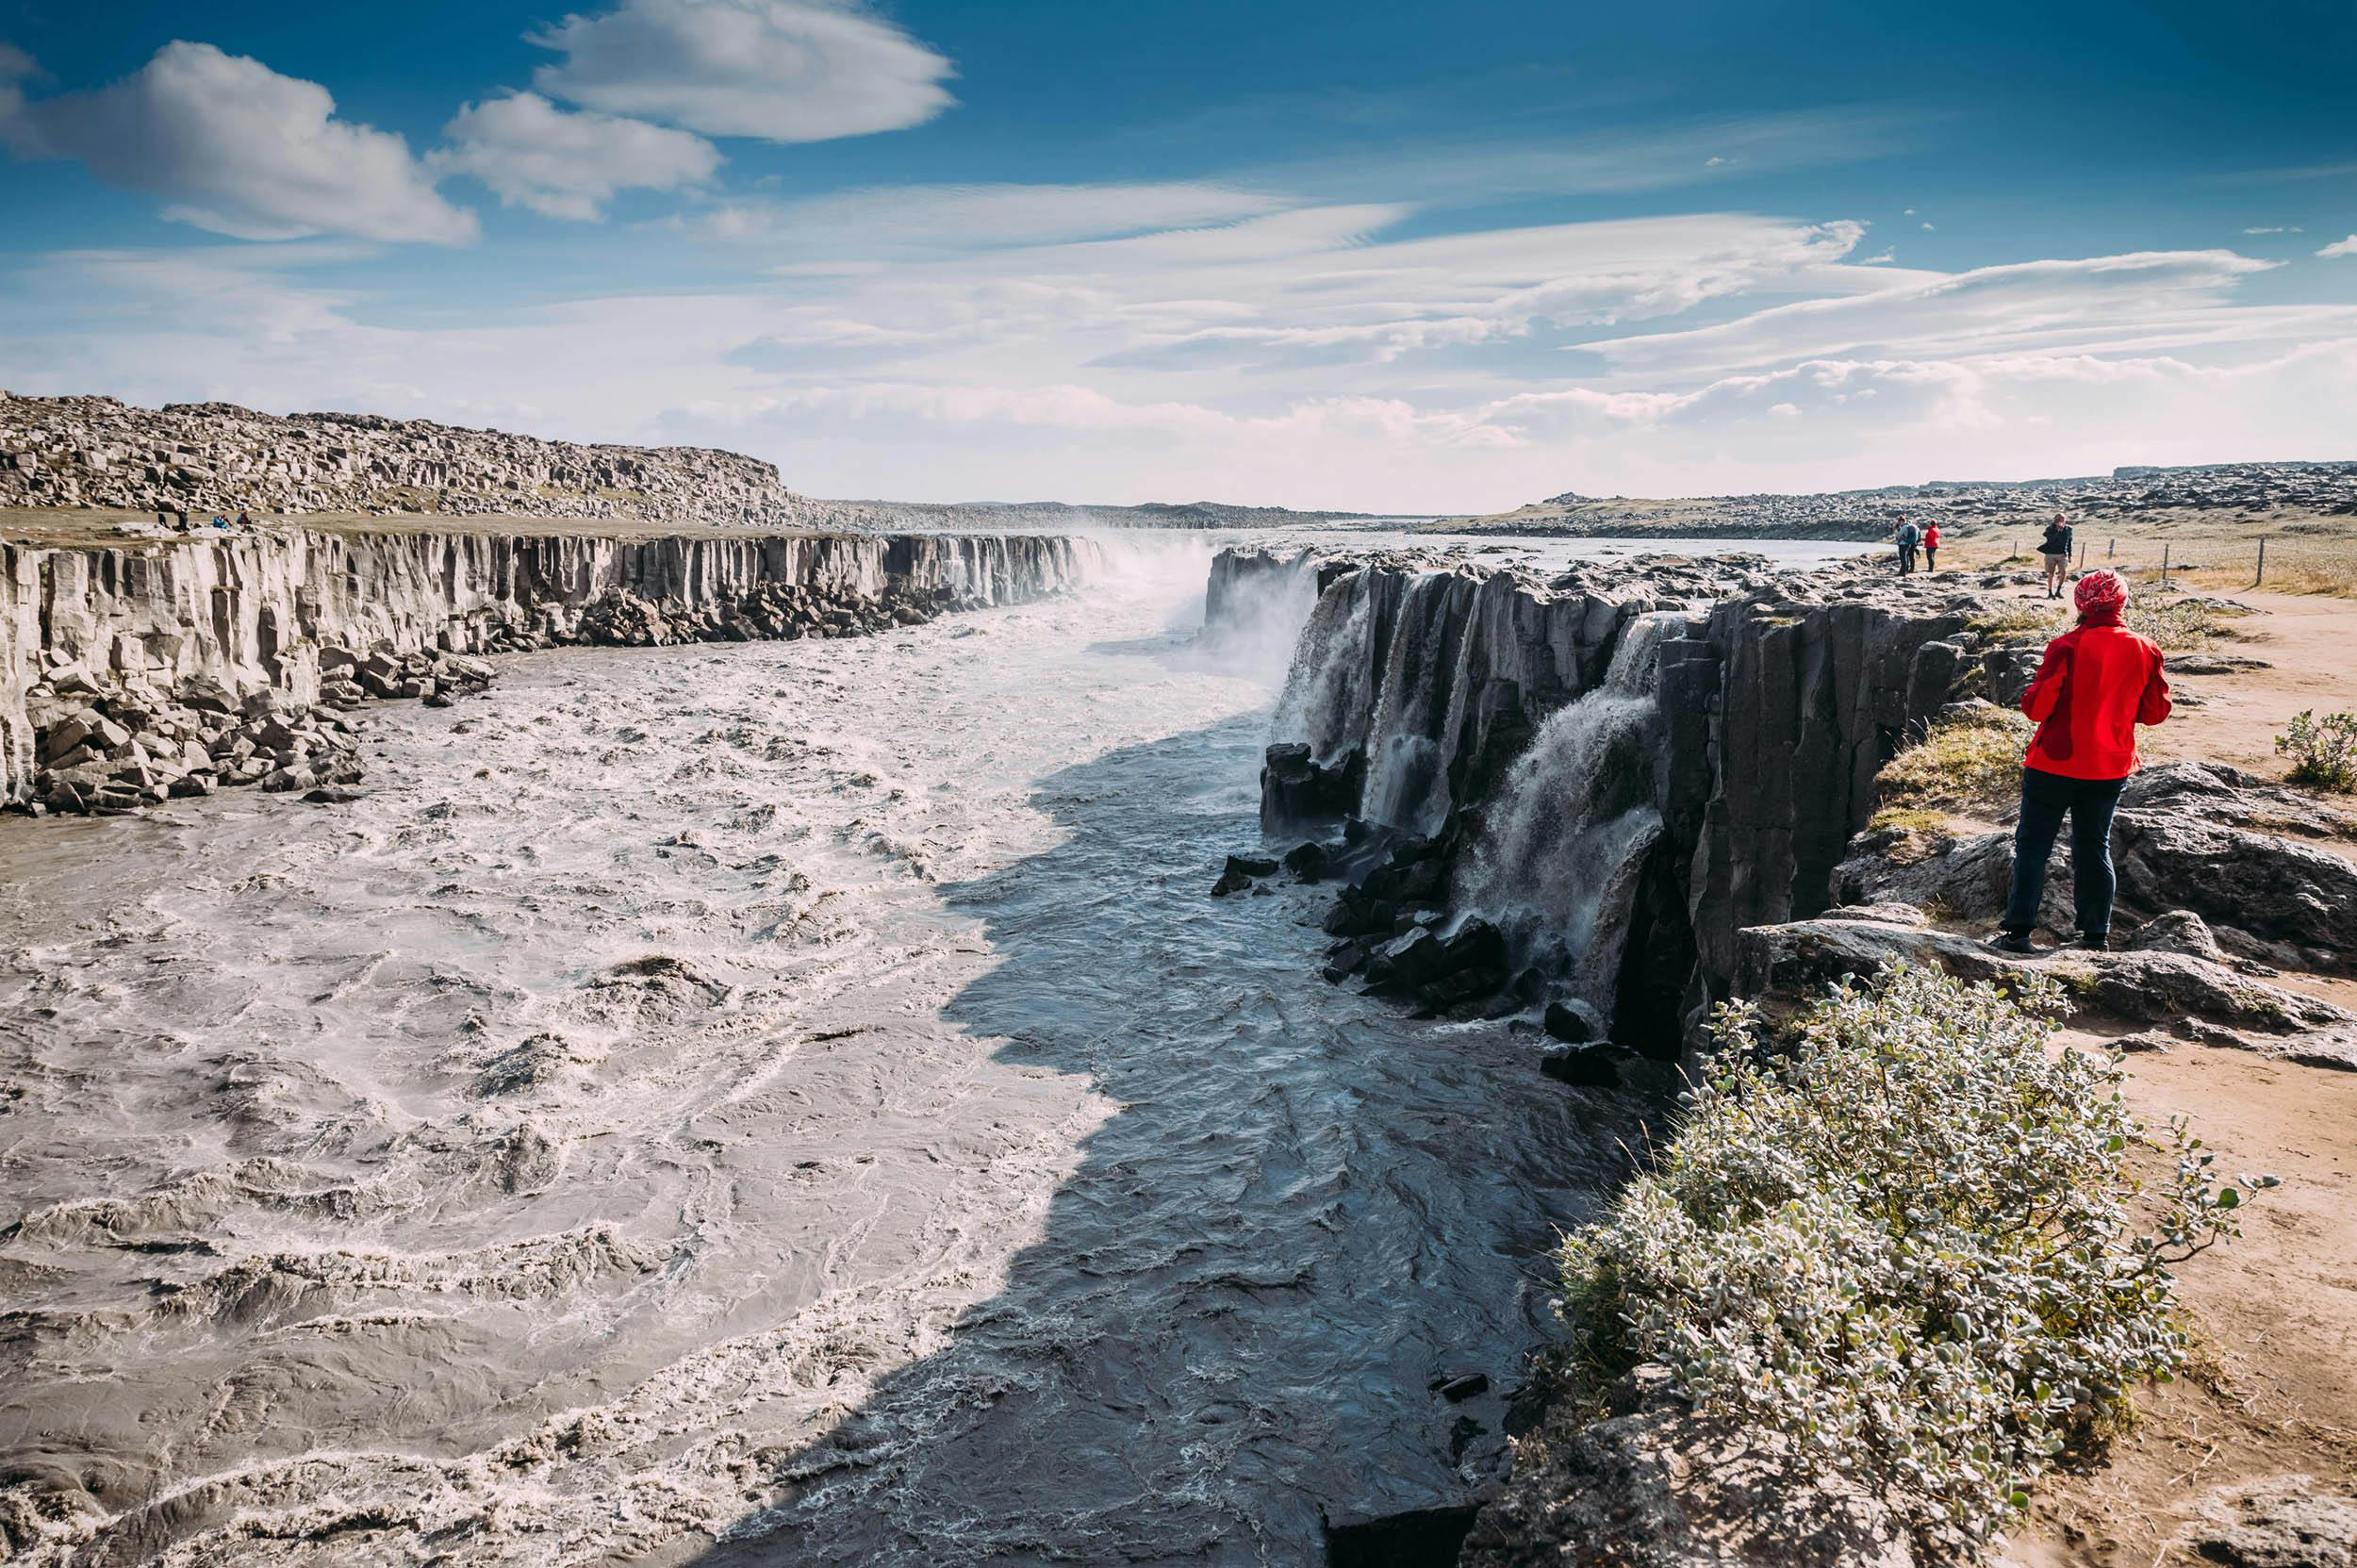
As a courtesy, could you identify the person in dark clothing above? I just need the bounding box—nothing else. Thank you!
[2037,515,2073,599]
[1894,519,1920,574]
[1994,569,2170,953]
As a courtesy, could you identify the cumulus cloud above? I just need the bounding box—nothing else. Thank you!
[436,92,718,220]
[0,41,475,243]
[530,0,955,142]
[2321,236,2357,258]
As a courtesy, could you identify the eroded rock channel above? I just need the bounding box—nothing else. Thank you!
[13,528,2324,1566]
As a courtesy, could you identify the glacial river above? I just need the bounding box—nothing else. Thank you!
[0,536,1838,1566]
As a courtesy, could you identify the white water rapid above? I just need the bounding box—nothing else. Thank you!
[0,536,1652,1567]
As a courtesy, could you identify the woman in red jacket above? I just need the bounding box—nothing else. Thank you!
[1995,569,2171,953]
[1921,522,1941,571]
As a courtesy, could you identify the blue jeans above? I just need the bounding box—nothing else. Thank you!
[2002,767,2126,936]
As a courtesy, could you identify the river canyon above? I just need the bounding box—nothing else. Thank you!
[0,530,1886,1566]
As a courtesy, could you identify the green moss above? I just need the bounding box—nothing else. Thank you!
[1868,806,1951,835]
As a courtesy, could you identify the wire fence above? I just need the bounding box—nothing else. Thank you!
[1990,531,2357,596]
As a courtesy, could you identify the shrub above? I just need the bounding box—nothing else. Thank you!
[1874,705,2033,822]
[1557,965,2266,1556]
[2276,709,2357,792]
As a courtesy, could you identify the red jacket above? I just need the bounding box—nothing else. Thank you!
[1923,525,1940,549]
[2020,614,2171,780]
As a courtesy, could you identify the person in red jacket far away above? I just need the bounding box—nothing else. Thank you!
[1994,569,2171,953]
[1922,521,1941,570]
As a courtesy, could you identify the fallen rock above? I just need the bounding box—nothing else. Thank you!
[1543,999,1603,1044]
[2173,1474,2357,1568]
[1459,1366,1914,1568]
[2129,908,2225,961]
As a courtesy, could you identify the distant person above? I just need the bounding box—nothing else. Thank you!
[1894,519,1921,574]
[235,510,251,528]
[1921,521,1941,570]
[1993,569,2170,955]
[2037,514,2072,599]
[211,515,228,530]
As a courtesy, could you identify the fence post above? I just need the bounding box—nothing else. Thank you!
[2079,540,2087,569]
[2107,537,2115,560]
[2161,543,2170,588]
[2257,537,2266,586]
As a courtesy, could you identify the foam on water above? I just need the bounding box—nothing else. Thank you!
[0,535,1649,1566]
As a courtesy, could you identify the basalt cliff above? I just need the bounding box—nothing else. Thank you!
[0,528,1094,813]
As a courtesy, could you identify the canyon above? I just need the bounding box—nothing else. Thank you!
[2,511,2350,1568]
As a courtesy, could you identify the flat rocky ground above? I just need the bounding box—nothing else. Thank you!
[0,506,855,549]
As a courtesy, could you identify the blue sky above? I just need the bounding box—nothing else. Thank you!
[3,0,2353,509]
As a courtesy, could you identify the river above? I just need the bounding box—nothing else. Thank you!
[0,535,1836,1566]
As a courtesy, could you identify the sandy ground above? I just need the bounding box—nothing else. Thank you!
[2003,1032,2357,1567]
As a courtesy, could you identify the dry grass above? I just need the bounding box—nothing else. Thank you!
[1875,704,2035,821]
[1967,591,2236,654]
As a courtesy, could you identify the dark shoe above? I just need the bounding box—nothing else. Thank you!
[2079,932,2110,952]
[1992,931,2040,955]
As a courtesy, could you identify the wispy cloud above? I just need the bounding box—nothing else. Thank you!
[435,91,717,220]
[2320,235,2357,259]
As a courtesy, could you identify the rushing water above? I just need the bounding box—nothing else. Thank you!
[0,536,1658,1567]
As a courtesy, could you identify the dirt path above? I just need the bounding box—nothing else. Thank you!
[2003,1034,2357,1567]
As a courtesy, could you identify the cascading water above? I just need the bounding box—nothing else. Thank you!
[1449,614,1679,1026]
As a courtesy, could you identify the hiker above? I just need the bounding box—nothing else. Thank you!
[2037,514,2072,599]
[1894,519,1921,574]
[235,510,251,528]
[1993,569,2170,954]
[1922,520,1941,571]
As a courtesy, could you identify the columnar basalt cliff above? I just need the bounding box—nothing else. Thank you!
[1223,546,1974,1052]
[1,529,1094,811]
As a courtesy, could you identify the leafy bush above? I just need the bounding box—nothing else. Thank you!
[1557,966,2266,1555]
[2276,709,2357,792]
[1873,705,2033,824]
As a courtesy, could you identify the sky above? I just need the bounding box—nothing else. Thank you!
[1,0,2354,512]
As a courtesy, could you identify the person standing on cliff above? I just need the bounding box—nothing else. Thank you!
[1894,519,1921,574]
[2037,514,2072,598]
[1921,520,1941,570]
[1993,569,2170,954]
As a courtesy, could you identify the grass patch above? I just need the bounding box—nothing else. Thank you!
[1876,704,2033,818]
[1867,805,1953,835]
[1556,966,2266,1556]
[1968,591,2234,653]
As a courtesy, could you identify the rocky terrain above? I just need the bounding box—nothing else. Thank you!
[0,392,1397,536]
[2,528,1093,814]
[0,393,848,527]
[1441,459,2357,540]
[1209,542,2357,1564]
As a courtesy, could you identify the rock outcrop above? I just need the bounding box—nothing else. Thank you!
[1833,762,2357,974]
[0,393,834,526]
[1243,548,1975,1052]
[2,529,1094,811]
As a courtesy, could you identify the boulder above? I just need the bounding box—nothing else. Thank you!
[1459,1366,1914,1568]
[2129,909,2225,961]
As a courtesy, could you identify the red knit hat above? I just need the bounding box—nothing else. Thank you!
[2073,569,2127,617]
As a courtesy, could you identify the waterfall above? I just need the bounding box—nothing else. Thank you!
[1271,573,1378,764]
[1451,614,1678,1027]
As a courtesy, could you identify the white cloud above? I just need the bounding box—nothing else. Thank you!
[692,181,1286,250]
[1579,251,2297,372]
[0,41,475,243]
[2321,236,2357,259]
[530,0,954,142]
[436,92,717,220]
[2242,225,2300,235]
